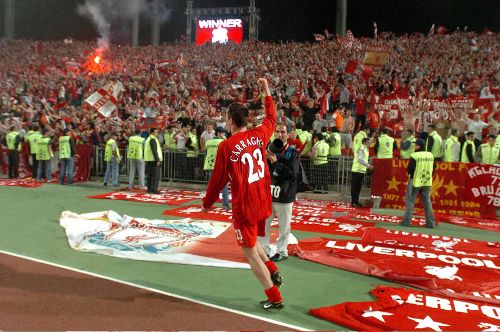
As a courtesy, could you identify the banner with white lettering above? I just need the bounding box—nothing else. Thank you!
[310,286,500,332]
[295,199,370,212]
[87,189,201,206]
[195,18,243,45]
[435,213,500,232]
[371,159,500,218]
[361,228,500,256]
[162,205,375,237]
[293,237,500,303]
[60,210,249,269]
[338,211,428,226]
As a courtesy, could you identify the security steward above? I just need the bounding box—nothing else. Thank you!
[6,126,21,178]
[425,124,443,161]
[400,129,417,159]
[27,125,42,177]
[375,127,397,158]
[461,131,476,163]
[478,134,499,164]
[351,137,373,207]
[401,139,436,228]
[309,133,330,193]
[144,127,162,194]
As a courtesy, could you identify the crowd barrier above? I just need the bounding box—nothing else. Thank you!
[90,146,371,194]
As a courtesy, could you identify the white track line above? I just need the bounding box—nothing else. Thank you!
[0,249,311,331]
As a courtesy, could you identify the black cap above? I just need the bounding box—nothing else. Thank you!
[415,139,425,148]
[215,126,225,135]
[268,138,285,154]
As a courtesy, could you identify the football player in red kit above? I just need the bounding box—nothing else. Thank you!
[202,78,284,310]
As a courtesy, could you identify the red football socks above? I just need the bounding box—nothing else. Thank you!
[265,285,282,303]
[265,260,278,275]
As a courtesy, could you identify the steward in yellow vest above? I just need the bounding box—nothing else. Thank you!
[58,128,75,185]
[103,132,120,187]
[327,127,342,156]
[443,129,459,163]
[351,137,372,207]
[204,130,225,171]
[163,125,177,150]
[27,126,42,177]
[6,126,21,178]
[36,129,54,181]
[460,132,476,163]
[296,124,313,156]
[309,133,330,193]
[401,139,436,228]
[186,128,199,158]
[479,135,499,164]
[352,127,369,156]
[425,125,443,160]
[400,130,416,160]
[127,132,145,160]
[144,128,162,193]
[375,128,397,158]
[127,129,146,189]
[310,134,329,166]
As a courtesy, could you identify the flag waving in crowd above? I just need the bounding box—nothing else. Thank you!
[84,81,123,118]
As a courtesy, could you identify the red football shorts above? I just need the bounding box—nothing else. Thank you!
[233,218,266,248]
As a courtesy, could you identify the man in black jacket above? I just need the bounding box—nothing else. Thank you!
[258,124,300,262]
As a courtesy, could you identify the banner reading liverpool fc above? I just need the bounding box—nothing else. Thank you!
[371,159,499,218]
[292,237,500,304]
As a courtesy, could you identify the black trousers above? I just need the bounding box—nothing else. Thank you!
[146,161,160,193]
[8,150,19,178]
[313,163,329,191]
[31,153,38,178]
[351,171,365,204]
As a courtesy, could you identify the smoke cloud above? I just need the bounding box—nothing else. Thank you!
[77,0,172,50]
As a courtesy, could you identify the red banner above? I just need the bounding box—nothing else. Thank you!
[371,95,496,123]
[371,159,499,218]
[338,211,429,227]
[136,115,167,130]
[361,228,500,256]
[0,178,42,188]
[73,145,93,182]
[436,213,500,232]
[293,237,500,303]
[295,199,371,212]
[310,286,500,332]
[162,204,375,237]
[88,189,201,206]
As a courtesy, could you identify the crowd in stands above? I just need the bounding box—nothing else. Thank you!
[0,30,499,168]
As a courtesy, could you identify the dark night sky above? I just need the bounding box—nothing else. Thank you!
[0,0,498,44]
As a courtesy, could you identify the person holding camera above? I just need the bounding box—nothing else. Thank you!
[258,124,300,262]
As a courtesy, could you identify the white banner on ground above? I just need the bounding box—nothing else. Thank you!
[59,210,249,269]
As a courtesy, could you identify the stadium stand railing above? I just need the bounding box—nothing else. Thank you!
[91,146,371,193]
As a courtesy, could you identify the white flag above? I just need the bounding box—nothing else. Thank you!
[85,81,123,118]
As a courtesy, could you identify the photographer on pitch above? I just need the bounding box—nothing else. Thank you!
[258,124,300,262]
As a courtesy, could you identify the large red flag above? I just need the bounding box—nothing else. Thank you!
[310,286,500,331]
